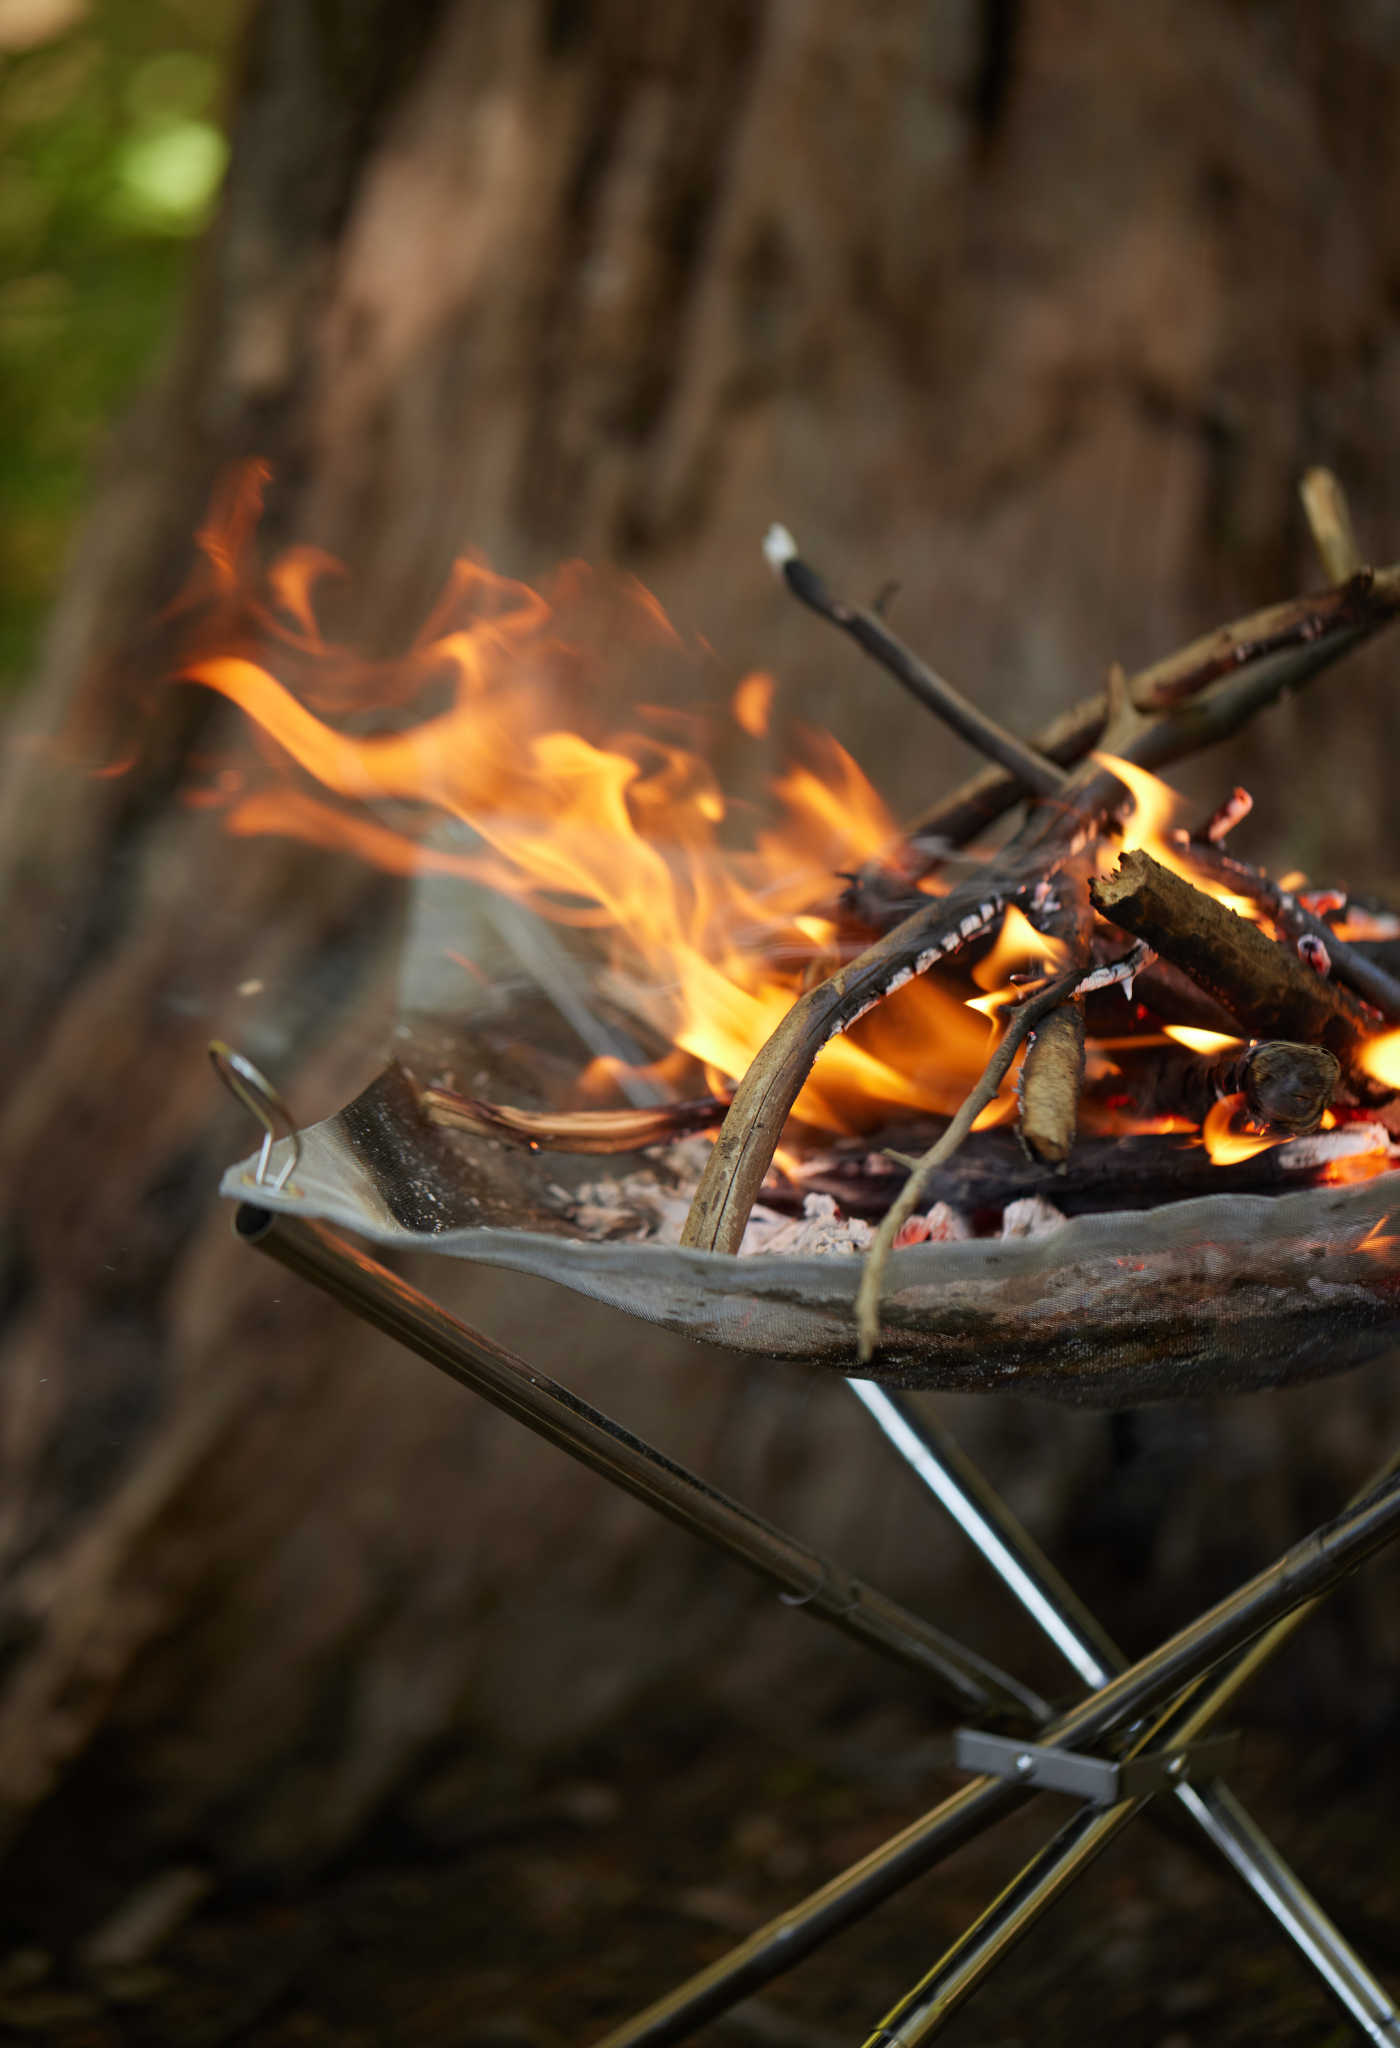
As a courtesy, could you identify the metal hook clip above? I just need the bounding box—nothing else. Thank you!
[209,1041,302,1195]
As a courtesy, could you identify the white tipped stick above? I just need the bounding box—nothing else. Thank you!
[763,524,798,577]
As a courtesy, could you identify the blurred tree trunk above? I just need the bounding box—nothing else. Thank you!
[2,0,1400,1880]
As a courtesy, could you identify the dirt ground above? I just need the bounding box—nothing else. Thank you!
[1,1660,1397,2048]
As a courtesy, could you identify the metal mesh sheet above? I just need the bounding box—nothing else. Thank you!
[220,1063,1400,1407]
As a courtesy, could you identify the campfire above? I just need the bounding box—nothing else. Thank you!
[185,463,1400,1398]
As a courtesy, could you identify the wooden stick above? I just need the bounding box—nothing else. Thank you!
[1017,857,1093,1165]
[868,565,1400,918]
[1019,1001,1086,1164]
[420,1086,730,1154]
[1300,467,1363,586]
[683,561,1400,1257]
[764,527,1067,796]
[1112,1039,1340,1136]
[1089,849,1371,1063]
[1181,841,1400,1026]
[854,967,1084,1360]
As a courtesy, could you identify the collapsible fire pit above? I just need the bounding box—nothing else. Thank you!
[219,1054,1400,1406]
[210,465,1400,2042]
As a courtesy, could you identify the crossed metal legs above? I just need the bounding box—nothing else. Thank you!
[237,1208,1400,2045]
[848,1384,1400,2045]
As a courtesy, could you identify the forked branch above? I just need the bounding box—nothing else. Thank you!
[872,564,1400,918]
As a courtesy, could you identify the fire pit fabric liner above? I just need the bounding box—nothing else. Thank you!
[221,1062,1400,1408]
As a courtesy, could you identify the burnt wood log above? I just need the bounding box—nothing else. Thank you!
[772,1125,1382,1223]
[1106,1040,1340,1137]
[1181,841,1400,1025]
[1089,849,1375,1064]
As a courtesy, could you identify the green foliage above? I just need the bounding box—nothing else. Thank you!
[0,0,241,694]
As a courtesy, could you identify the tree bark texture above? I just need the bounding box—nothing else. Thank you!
[3,0,1400,1876]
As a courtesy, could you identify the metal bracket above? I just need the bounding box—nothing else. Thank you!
[952,1726,1240,1806]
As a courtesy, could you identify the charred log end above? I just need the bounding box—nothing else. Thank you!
[1242,1041,1341,1137]
[1019,999,1086,1164]
[1089,847,1366,1060]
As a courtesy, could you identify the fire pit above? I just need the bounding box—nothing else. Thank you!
[219,1055,1400,1406]
[208,464,1400,2042]
[206,463,1400,1405]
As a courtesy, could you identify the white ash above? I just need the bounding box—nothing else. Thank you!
[565,1166,877,1255]
[1276,1124,1399,1172]
[739,1192,874,1257]
[1001,1195,1068,1239]
[567,1173,696,1243]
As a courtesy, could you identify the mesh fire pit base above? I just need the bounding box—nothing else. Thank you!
[220,1061,1400,1407]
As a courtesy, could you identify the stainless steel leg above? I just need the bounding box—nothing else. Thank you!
[1179,1780,1400,2048]
[859,1797,1143,2048]
[849,1381,1400,2043]
[590,1776,1027,2048]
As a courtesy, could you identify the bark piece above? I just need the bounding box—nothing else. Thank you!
[420,1087,730,1154]
[1019,1000,1087,1164]
[1089,849,1371,1063]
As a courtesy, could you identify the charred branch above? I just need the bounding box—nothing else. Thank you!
[1018,857,1093,1165]
[783,1123,1383,1225]
[1181,841,1400,1026]
[1109,1039,1340,1137]
[763,527,1067,796]
[1089,848,1373,1064]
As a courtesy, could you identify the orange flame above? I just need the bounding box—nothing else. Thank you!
[1201,1094,1281,1165]
[1356,1215,1398,1258]
[971,905,1069,992]
[1162,1025,1243,1056]
[732,671,775,738]
[167,469,999,1133]
[1093,754,1259,917]
[1360,1030,1400,1092]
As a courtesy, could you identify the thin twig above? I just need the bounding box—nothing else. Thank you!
[870,567,1400,917]
[1300,467,1363,586]
[764,526,1067,797]
[853,968,1083,1362]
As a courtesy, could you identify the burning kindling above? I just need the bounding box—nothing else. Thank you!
[172,463,1400,1365]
